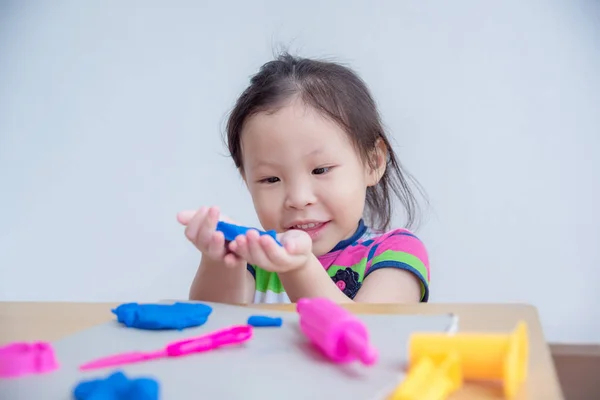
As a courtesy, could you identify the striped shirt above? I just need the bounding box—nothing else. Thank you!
[246,219,430,303]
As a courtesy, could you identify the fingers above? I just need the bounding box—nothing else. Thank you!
[279,230,312,255]
[223,252,243,268]
[182,206,222,255]
[206,230,226,259]
[176,210,197,225]
[246,230,272,268]
[282,240,296,254]
[179,206,248,268]
[230,230,288,270]
[183,207,208,244]
[195,207,220,250]
[228,234,248,260]
[259,235,289,266]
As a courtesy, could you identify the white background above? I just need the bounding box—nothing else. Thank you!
[1,0,599,343]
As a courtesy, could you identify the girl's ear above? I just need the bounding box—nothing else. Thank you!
[366,138,388,187]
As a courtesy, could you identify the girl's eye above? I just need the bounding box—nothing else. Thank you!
[312,167,330,175]
[260,176,280,184]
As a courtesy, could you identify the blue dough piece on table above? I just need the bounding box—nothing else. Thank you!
[73,371,159,400]
[247,315,283,327]
[111,302,212,330]
[216,221,282,246]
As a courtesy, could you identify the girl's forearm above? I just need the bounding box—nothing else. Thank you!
[188,257,252,304]
[278,255,353,303]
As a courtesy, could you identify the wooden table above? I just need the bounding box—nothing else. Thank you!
[0,302,564,400]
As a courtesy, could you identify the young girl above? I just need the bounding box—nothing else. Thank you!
[177,53,430,304]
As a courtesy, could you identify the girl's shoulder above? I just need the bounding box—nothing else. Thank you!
[363,226,425,247]
[363,227,429,273]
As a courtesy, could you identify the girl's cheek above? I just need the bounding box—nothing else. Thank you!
[320,177,354,197]
[253,193,281,223]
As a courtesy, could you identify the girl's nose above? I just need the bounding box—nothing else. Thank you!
[284,183,317,210]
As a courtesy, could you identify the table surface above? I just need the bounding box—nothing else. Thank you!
[0,301,564,400]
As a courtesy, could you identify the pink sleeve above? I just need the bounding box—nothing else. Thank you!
[365,229,430,301]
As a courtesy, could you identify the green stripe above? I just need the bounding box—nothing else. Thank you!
[370,250,429,284]
[254,266,285,293]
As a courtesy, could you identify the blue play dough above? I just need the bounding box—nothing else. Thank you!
[216,221,282,246]
[247,315,283,327]
[111,302,213,330]
[73,371,159,400]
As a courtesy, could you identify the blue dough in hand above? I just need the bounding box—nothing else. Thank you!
[112,302,213,330]
[73,371,159,400]
[216,221,282,246]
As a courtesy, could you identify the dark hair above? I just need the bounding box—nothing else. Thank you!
[225,53,424,231]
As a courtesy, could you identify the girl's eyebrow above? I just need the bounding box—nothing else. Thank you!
[249,159,280,169]
[249,148,327,169]
[305,148,325,157]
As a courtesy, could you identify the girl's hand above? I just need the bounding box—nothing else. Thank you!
[177,206,244,268]
[228,228,313,274]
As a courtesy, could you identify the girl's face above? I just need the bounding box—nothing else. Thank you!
[240,99,382,256]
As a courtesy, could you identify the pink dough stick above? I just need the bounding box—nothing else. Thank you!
[79,324,253,371]
[296,297,378,365]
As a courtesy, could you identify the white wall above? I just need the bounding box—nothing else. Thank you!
[1,0,599,343]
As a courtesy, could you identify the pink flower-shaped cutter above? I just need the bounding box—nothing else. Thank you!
[0,341,59,378]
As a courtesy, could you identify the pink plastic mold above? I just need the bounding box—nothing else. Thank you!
[296,297,378,365]
[0,341,59,378]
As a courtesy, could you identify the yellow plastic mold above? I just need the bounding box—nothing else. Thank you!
[407,321,529,399]
[388,352,462,400]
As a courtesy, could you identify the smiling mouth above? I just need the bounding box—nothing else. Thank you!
[287,221,330,231]
[292,222,323,229]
